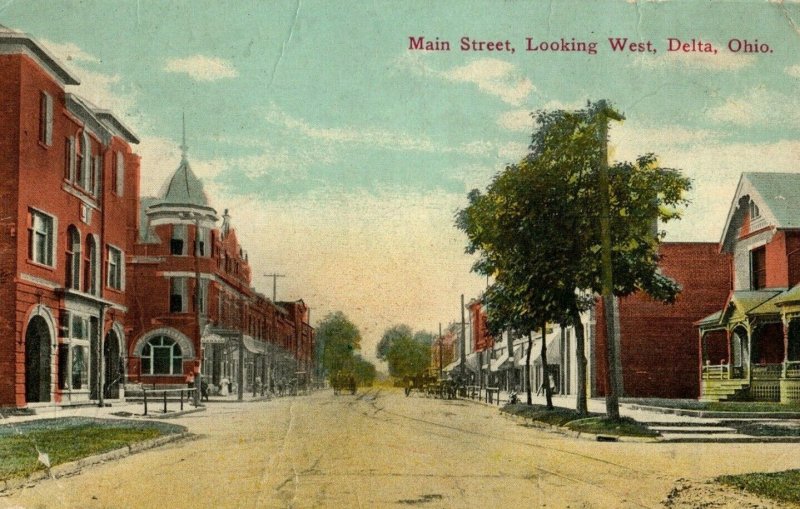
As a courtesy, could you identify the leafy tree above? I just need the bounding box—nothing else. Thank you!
[376,324,413,360]
[386,335,431,379]
[352,356,377,386]
[412,331,436,348]
[456,100,690,417]
[317,311,361,378]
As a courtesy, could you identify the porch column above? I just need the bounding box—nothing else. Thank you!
[782,315,790,377]
[698,329,704,398]
[746,324,753,382]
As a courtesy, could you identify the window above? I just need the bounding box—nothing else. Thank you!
[75,132,85,187]
[58,313,90,391]
[197,279,208,315]
[751,245,767,290]
[141,336,183,375]
[29,209,54,266]
[750,200,760,220]
[84,236,98,295]
[65,226,80,290]
[114,151,124,196]
[64,136,75,181]
[107,246,123,290]
[92,155,101,197]
[39,92,52,146]
[170,277,187,313]
[197,227,209,257]
[171,224,187,255]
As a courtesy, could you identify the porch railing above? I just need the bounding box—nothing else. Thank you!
[702,364,730,380]
[752,363,783,380]
[783,361,800,378]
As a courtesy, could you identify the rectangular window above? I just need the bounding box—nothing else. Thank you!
[39,92,53,146]
[171,224,187,255]
[58,344,69,390]
[197,227,209,256]
[92,155,101,197]
[28,209,54,266]
[71,345,88,389]
[107,246,123,290]
[751,246,767,290]
[198,279,208,314]
[170,277,187,313]
[114,151,124,196]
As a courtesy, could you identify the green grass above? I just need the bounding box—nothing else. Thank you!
[564,416,660,438]
[501,403,657,437]
[717,470,800,504]
[0,418,184,480]
[622,398,800,413]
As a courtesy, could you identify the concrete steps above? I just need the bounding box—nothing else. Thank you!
[700,379,749,402]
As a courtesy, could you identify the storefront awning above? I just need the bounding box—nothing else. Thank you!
[242,335,268,354]
[201,333,227,344]
[490,349,510,371]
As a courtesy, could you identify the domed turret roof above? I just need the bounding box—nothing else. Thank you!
[159,156,210,207]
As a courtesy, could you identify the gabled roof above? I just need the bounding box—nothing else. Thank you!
[722,289,783,323]
[721,172,800,251]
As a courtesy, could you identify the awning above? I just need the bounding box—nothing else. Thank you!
[443,358,461,373]
[533,332,561,366]
[201,333,227,344]
[242,335,268,354]
[490,349,510,371]
[464,353,480,373]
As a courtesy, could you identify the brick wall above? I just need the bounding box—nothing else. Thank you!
[594,243,732,399]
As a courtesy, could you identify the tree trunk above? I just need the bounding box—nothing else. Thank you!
[507,331,516,391]
[571,308,588,416]
[525,332,533,405]
[541,321,553,410]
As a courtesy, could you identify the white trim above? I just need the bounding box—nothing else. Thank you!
[19,272,59,290]
[133,327,195,359]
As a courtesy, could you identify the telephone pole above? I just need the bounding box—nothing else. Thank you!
[264,273,286,302]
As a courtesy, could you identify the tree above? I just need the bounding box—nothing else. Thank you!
[386,335,431,379]
[376,324,413,360]
[352,356,377,386]
[317,311,362,379]
[456,100,691,417]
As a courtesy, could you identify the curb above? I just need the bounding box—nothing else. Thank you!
[624,403,800,420]
[0,431,195,494]
[499,410,658,443]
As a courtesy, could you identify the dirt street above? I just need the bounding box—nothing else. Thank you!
[2,390,800,508]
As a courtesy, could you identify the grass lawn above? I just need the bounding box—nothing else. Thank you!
[717,470,800,504]
[501,403,657,437]
[0,417,184,480]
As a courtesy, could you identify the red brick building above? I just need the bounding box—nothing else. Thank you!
[594,242,732,399]
[127,141,314,394]
[0,26,140,407]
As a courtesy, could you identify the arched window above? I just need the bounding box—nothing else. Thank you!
[66,226,81,290]
[84,236,98,295]
[141,336,183,375]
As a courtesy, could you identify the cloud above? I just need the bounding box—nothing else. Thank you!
[706,87,800,127]
[38,39,143,129]
[39,38,101,64]
[635,48,755,72]
[266,106,516,159]
[399,53,533,105]
[440,59,534,105]
[497,110,533,132]
[164,55,238,81]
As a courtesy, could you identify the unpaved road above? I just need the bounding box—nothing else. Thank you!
[2,389,800,508]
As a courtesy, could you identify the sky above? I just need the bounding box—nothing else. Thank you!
[4,0,800,367]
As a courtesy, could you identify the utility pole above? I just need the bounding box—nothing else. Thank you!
[597,100,625,420]
[460,294,466,382]
[238,291,245,401]
[190,213,204,407]
[264,273,286,302]
[438,322,443,380]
